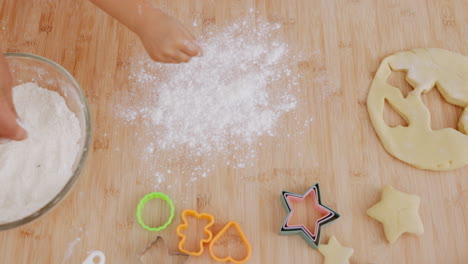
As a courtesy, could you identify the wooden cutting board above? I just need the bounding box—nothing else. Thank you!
[1,0,467,263]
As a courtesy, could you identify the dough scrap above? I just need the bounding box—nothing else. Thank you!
[366,185,424,244]
[318,236,353,264]
[367,48,468,170]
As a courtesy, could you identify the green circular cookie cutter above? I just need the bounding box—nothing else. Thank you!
[136,192,175,232]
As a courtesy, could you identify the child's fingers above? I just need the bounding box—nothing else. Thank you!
[148,51,176,64]
[163,53,180,63]
[181,40,202,57]
[186,31,197,42]
[178,22,197,41]
[157,55,178,64]
[0,99,27,141]
[173,52,191,63]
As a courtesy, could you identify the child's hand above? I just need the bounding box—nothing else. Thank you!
[89,0,202,64]
[137,8,202,63]
[0,53,27,141]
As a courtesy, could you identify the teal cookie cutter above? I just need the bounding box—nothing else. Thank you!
[280,183,340,248]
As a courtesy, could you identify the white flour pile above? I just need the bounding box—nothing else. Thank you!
[118,18,304,184]
[0,82,81,223]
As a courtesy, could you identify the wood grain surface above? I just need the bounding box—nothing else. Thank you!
[1,0,467,263]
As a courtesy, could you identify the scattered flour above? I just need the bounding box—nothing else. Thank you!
[154,172,166,187]
[117,18,307,185]
[62,237,81,264]
[0,82,81,223]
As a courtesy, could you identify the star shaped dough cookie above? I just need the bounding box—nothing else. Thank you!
[318,236,353,264]
[367,185,424,243]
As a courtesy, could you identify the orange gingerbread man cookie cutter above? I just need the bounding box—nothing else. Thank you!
[176,209,215,256]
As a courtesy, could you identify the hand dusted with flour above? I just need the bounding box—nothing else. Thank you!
[0,83,81,223]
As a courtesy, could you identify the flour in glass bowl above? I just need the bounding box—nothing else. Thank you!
[0,82,81,223]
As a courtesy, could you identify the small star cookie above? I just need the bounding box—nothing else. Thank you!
[318,236,353,264]
[367,185,424,243]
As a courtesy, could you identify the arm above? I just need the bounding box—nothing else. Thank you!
[0,50,27,141]
[89,0,202,63]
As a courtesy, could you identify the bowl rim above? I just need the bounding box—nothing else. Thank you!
[0,52,92,230]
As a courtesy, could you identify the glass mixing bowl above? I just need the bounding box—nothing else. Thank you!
[0,53,92,230]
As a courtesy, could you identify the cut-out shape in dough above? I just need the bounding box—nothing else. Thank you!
[421,87,464,130]
[386,70,414,98]
[383,99,408,127]
[367,48,468,170]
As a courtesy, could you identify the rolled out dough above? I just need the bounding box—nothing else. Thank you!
[367,48,468,170]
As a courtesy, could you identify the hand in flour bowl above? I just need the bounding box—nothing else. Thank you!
[0,52,27,141]
[0,53,91,230]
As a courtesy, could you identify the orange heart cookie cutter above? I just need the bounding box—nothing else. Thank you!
[176,209,215,256]
[209,221,252,264]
